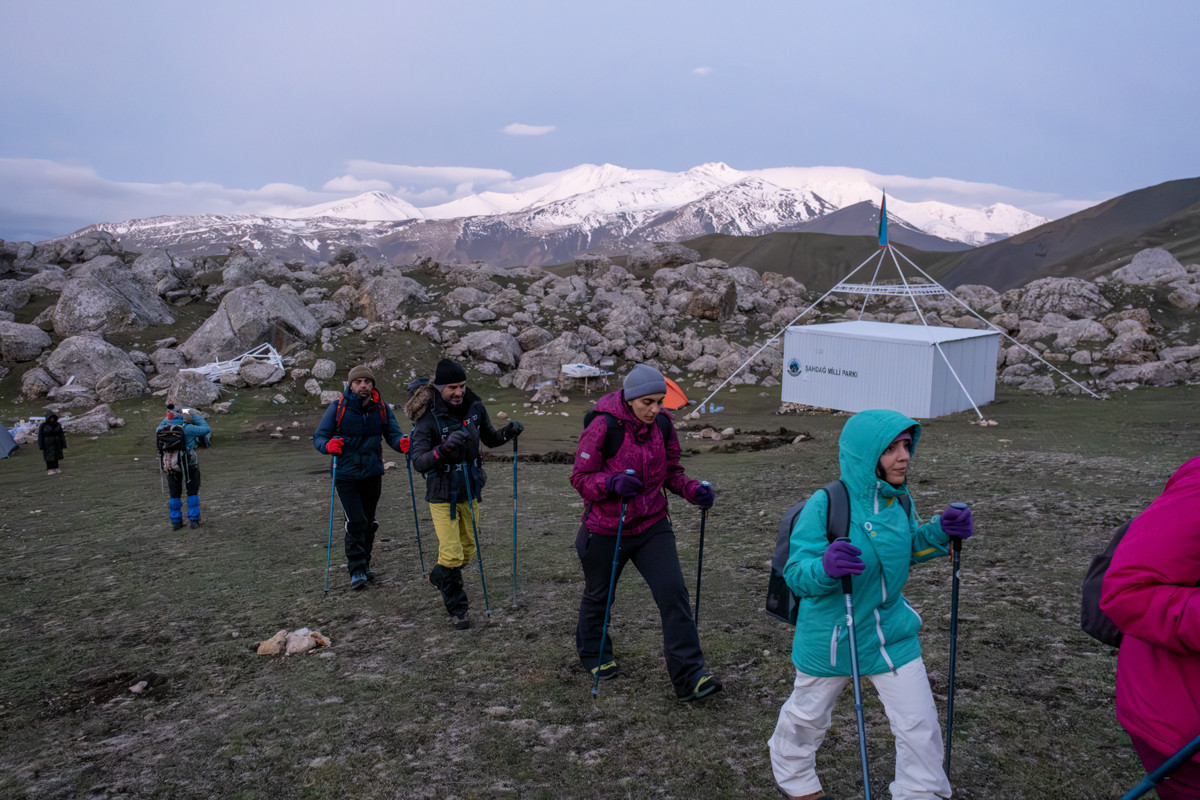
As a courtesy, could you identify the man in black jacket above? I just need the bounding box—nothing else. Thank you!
[313,365,407,590]
[405,359,523,628]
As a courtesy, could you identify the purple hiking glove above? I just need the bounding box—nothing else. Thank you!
[940,504,974,539]
[690,482,715,509]
[605,471,643,498]
[822,539,865,579]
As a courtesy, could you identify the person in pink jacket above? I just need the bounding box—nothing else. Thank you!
[1101,456,1200,799]
[570,364,720,701]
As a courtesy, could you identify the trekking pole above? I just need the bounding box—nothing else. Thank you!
[511,436,519,608]
[323,456,337,594]
[460,462,492,616]
[404,454,427,579]
[593,469,635,697]
[944,501,967,775]
[1118,731,1200,800]
[694,481,711,625]
[837,536,873,800]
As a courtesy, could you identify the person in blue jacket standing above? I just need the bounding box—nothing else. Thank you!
[769,408,974,800]
[157,404,212,530]
[313,365,408,590]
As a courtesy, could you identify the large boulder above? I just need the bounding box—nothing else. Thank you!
[510,332,596,391]
[240,360,285,386]
[356,272,429,321]
[1111,248,1188,286]
[0,279,31,313]
[449,330,522,369]
[21,366,59,398]
[43,335,147,401]
[627,242,700,280]
[0,321,52,362]
[168,370,222,407]
[51,255,175,337]
[687,279,737,322]
[60,404,118,436]
[178,283,320,365]
[132,249,195,295]
[1005,277,1112,320]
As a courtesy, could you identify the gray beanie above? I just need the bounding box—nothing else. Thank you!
[623,363,667,400]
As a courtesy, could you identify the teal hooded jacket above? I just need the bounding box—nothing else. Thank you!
[783,409,951,677]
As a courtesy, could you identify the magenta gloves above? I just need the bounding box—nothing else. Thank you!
[605,472,643,498]
[689,483,715,509]
[822,539,865,579]
[940,504,974,539]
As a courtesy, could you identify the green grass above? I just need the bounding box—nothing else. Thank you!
[2,378,1195,798]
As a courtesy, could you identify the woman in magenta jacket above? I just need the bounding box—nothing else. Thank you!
[570,364,720,701]
[1101,456,1200,799]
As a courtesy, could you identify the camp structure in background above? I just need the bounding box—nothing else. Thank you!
[0,424,17,458]
[697,193,1099,419]
[782,321,999,419]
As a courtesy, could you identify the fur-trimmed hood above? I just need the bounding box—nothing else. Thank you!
[404,383,437,422]
[404,383,484,423]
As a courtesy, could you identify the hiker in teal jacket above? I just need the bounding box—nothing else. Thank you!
[769,408,974,800]
[157,404,212,530]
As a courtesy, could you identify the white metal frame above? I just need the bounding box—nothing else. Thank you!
[190,343,285,382]
[696,240,1099,419]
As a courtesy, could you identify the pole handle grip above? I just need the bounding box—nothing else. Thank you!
[625,468,636,475]
[700,480,711,487]
[948,503,967,552]
[835,536,854,595]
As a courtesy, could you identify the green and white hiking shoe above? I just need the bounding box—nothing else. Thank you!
[679,673,723,702]
[590,661,620,680]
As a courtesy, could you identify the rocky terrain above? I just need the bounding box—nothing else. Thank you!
[1,230,1198,440]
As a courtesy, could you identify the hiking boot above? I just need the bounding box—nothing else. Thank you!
[350,571,368,590]
[777,789,825,800]
[189,520,201,529]
[678,673,723,702]
[452,612,471,630]
[365,568,377,581]
[589,660,621,681]
[171,521,184,531]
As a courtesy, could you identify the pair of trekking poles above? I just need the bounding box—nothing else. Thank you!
[834,502,968,800]
[592,477,714,696]
[323,428,522,612]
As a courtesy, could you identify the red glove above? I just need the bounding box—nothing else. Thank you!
[326,438,344,455]
[399,436,410,453]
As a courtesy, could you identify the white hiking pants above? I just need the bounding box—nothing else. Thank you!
[768,657,951,800]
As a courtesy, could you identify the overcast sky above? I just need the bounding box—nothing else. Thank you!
[2,0,1197,242]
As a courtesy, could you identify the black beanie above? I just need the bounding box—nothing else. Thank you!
[434,359,466,388]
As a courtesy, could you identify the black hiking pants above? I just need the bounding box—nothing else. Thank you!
[575,518,707,697]
[335,475,381,576]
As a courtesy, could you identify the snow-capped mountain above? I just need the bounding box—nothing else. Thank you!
[70,162,1050,266]
[281,190,425,222]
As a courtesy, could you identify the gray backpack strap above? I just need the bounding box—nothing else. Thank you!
[823,480,851,543]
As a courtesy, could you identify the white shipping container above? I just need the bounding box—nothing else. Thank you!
[781,321,1000,418]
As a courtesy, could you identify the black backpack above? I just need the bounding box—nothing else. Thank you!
[156,424,187,455]
[581,410,671,462]
[766,480,911,625]
[1079,518,1133,648]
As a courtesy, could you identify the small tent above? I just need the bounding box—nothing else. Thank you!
[0,426,18,458]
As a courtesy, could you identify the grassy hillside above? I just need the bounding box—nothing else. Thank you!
[681,232,955,292]
[2,370,1198,798]
[930,177,1200,291]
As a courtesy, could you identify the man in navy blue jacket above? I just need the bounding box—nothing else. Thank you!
[313,365,407,590]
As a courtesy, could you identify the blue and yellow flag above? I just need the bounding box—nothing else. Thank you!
[878,192,888,248]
